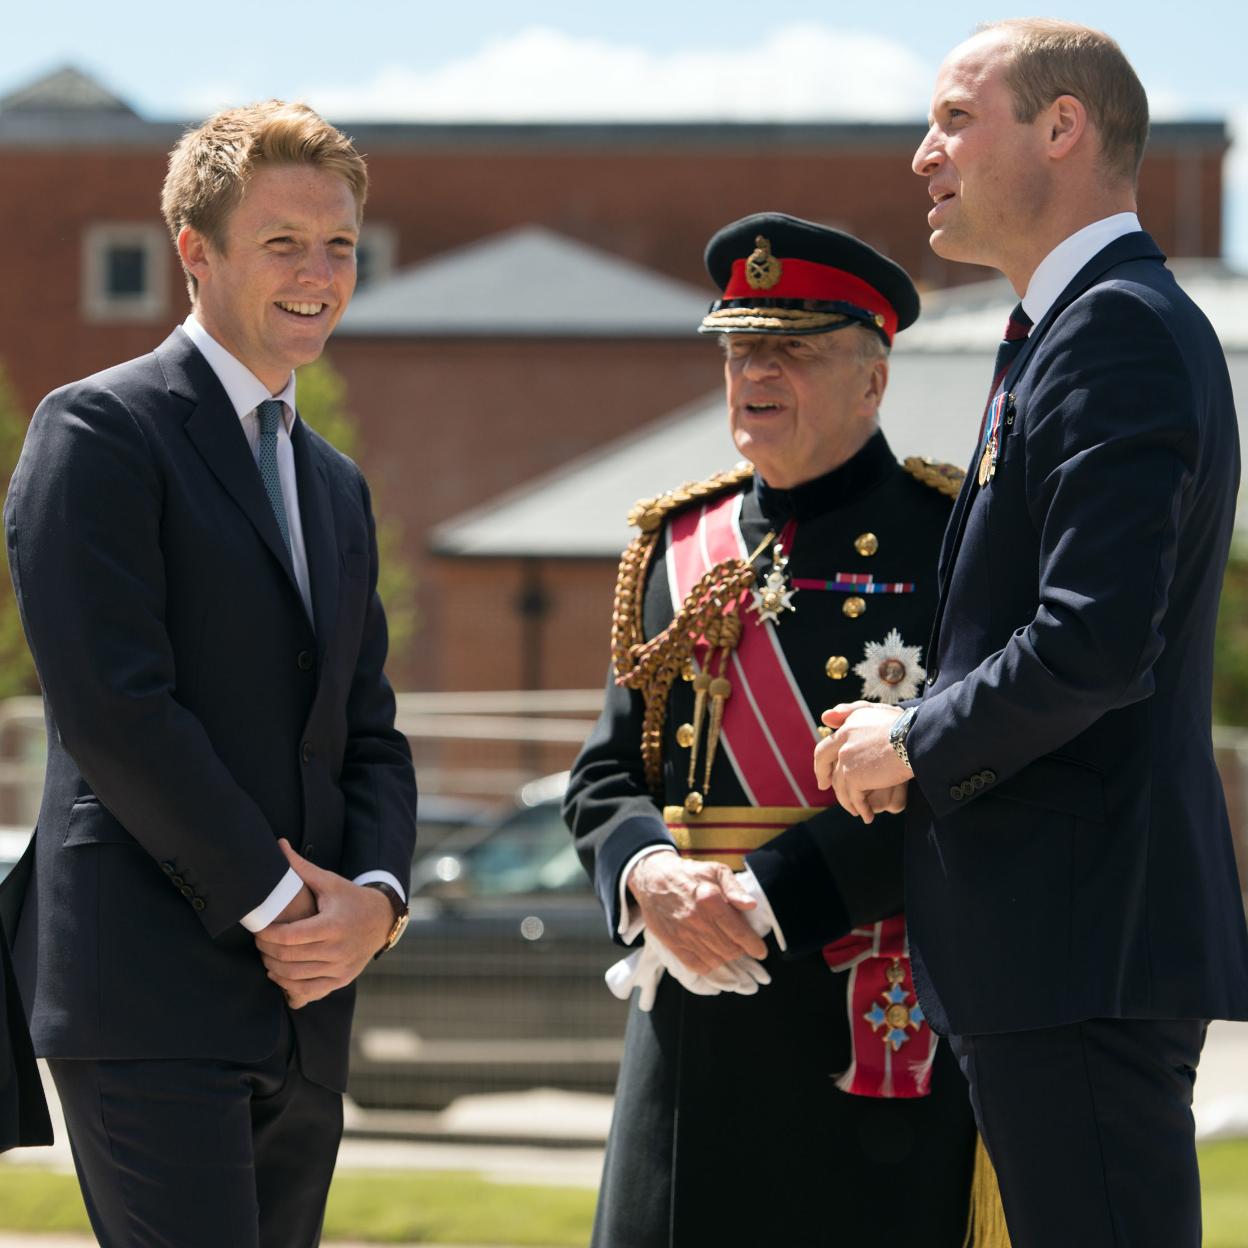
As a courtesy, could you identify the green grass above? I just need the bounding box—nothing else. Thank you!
[323,1172,595,1245]
[1199,1139,1248,1248]
[0,1166,597,1245]
[3,1142,1247,1244]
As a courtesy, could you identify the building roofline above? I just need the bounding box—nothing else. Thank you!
[0,115,1229,152]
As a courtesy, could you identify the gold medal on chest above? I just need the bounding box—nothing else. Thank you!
[977,442,995,487]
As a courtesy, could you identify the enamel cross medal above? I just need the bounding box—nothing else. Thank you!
[748,541,798,625]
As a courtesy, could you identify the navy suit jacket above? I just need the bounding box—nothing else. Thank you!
[904,232,1248,1036]
[3,328,417,1091]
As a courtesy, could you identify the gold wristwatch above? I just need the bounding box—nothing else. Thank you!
[363,881,410,958]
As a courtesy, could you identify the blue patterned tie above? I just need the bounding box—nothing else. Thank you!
[255,400,292,556]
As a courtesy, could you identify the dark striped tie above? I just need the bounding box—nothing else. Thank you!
[255,400,292,556]
[977,303,1032,443]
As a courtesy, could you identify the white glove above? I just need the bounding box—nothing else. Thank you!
[605,924,771,1012]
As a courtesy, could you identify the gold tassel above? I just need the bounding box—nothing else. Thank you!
[686,671,711,789]
[962,1134,1012,1248]
[703,673,733,791]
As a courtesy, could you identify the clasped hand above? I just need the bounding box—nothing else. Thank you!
[254,839,394,1009]
[813,701,911,822]
[607,854,775,1010]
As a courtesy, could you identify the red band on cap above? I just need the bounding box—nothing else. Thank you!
[724,257,898,342]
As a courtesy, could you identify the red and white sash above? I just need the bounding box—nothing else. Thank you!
[666,490,937,1098]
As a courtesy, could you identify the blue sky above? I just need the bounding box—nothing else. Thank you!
[6,1,1247,261]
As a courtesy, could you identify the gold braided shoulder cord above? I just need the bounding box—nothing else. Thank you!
[623,557,759,795]
[608,464,756,796]
[903,455,966,499]
[611,463,755,681]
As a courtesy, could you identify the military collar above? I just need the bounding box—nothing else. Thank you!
[754,430,895,524]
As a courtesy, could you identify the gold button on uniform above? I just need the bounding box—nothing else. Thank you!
[817,725,833,739]
[854,532,879,557]
[842,595,866,619]
[825,655,849,680]
[676,723,696,748]
[684,791,704,815]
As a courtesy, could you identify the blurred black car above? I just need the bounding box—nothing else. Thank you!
[348,773,628,1112]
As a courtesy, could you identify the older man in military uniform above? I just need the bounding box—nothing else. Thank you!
[565,214,999,1247]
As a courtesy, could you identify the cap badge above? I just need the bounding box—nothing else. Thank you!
[745,235,783,291]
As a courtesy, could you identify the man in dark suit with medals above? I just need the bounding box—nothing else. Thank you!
[4,102,416,1245]
[817,20,1248,1247]
[566,214,1002,1247]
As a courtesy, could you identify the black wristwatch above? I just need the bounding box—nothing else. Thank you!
[363,881,410,958]
[889,707,918,772]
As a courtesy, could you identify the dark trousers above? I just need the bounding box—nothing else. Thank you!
[48,1012,342,1248]
[950,1018,1207,1248]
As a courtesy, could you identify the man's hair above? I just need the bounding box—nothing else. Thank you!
[979,18,1149,183]
[161,100,369,297]
[852,324,890,364]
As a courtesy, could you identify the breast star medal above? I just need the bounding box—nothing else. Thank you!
[748,542,797,625]
[853,628,927,704]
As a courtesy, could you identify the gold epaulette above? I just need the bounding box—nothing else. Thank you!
[903,455,965,500]
[611,463,757,796]
[626,462,756,533]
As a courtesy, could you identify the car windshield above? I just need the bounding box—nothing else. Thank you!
[416,801,584,899]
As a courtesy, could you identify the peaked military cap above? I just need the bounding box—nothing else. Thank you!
[700,212,920,345]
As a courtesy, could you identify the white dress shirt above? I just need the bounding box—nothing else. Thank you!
[181,315,406,931]
[1021,211,1141,327]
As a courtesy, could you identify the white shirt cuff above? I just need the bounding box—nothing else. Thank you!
[352,869,408,904]
[738,864,787,952]
[240,867,303,933]
[617,845,679,944]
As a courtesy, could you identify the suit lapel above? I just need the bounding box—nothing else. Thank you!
[925,232,1167,668]
[156,329,303,600]
[290,420,339,652]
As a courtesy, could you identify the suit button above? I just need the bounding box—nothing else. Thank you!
[161,862,175,875]
[305,843,316,862]
[981,769,997,784]
[171,874,185,887]
[301,742,313,764]
[971,775,985,790]
[179,885,193,898]
[192,898,206,911]
[959,780,975,798]
[949,786,964,801]
[297,650,313,671]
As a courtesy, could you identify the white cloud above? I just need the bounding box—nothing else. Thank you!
[294,24,932,122]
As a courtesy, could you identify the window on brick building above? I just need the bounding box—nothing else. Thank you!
[356,224,397,289]
[82,224,169,322]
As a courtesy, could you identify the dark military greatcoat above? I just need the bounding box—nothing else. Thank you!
[566,432,980,1247]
